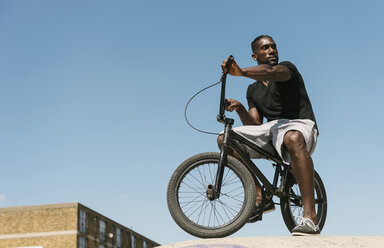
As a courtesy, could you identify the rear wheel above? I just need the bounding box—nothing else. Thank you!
[280,170,327,232]
[167,152,256,238]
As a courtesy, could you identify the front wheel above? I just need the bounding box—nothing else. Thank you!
[280,170,327,232]
[167,152,256,238]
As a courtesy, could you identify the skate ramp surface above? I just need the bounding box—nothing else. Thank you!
[159,236,384,248]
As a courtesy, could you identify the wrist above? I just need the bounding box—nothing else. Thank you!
[238,68,245,77]
[235,103,246,113]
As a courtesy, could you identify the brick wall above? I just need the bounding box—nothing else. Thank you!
[0,203,78,248]
[0,203,78,235]
[0,203,160,248]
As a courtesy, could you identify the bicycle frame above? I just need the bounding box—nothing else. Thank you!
[214,117,292,197]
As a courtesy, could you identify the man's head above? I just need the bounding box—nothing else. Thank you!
[251,35,279,65]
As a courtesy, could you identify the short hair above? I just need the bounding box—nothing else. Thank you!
[251,35,273,53]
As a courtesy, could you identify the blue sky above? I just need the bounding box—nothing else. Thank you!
[1,0,384,245]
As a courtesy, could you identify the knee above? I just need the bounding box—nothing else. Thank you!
[284,131,306,153]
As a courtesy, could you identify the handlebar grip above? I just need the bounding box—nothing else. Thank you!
[224,99,229,108]
[225,55,234,73]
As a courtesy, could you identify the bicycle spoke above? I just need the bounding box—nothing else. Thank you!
[196,166,208,189]
[223,185,244,196]
[196,198,209,224]
[221,167,232,186]
[222,170,237,187]
[208,201,214,226]
[185,197,207,219]
[216,199,232,222]
[187,171,206,190]
[217,199,242,216]
[212,201,225,226]
[180,181,205,195]
[181,195,205,214]
[179,193,205,208]
[222,178,242,187]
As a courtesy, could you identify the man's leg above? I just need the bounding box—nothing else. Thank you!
[283,130,317,224]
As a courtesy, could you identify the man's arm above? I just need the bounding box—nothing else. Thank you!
[222,60,291,82]
[226,98,262,125]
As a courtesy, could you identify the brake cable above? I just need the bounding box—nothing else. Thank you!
[184,80,222,135]
[185,55,234,135]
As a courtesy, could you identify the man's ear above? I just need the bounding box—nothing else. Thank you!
[252,53,257,61]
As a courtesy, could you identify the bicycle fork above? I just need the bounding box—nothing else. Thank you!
[207,119,234,201]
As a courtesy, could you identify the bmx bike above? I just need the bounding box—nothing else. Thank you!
[167,56,327,238]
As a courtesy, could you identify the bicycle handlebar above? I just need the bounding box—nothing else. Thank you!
[218,55,234,124]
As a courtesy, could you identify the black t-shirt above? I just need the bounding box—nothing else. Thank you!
[246,61,318,131]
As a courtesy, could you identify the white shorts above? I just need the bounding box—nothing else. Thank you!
[232,119,318,163]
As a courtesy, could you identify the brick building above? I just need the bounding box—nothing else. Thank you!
[0,202,160,248]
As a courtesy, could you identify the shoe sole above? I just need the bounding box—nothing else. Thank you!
[291,232,320,236]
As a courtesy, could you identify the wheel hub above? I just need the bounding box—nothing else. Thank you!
[206,184,217,200]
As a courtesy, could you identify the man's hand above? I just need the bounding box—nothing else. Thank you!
[225,98,242,112]
[224,99,262,125]
[221,59,243,76]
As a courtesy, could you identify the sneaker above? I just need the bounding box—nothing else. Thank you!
[248,197,275,223]
[291,218,320,236]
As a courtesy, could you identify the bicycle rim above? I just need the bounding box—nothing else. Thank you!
[176,158,246,229]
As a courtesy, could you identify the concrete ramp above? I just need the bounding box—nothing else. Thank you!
[159,236,384,248]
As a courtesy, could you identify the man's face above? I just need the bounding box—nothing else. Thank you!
[252,37,279,65]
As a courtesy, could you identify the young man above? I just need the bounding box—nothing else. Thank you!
[218,35,320,235]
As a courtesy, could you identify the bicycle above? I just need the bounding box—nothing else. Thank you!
[167,56,327,238]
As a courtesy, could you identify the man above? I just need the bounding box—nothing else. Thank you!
[218,35,320,235]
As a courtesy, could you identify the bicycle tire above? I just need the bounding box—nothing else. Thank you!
[167,152,256,238]
[280,170,327,232]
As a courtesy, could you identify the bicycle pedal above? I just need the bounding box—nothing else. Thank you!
[248,213,262,223]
